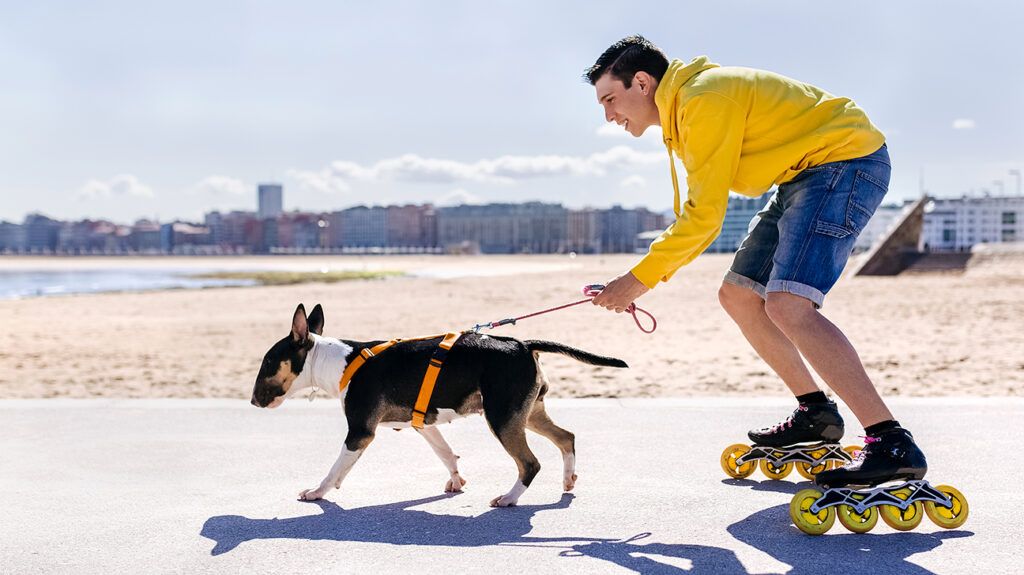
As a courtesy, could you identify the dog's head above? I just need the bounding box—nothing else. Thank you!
[250,303,325,408]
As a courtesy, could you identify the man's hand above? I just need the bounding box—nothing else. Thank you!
[591,272,650,313]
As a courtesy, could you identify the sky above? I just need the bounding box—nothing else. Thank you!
[1,0,1022,223]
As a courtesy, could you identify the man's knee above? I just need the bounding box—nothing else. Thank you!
[718,282,762,316]
[764,292,816,331]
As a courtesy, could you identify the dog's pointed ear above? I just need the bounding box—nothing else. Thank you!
[308,304,324,336]
[291,304,309,344]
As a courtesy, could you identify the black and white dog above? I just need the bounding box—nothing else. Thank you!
[251,303,627,507]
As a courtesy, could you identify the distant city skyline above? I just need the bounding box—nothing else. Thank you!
[2,1,1022,222]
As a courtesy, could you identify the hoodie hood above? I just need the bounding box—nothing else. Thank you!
[653,57,719,217]
[655,56,720,147]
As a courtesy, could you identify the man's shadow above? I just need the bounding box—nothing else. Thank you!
[552,499,974,575]
[559,532,752,575]
[201,493,610,556]
[727,503,973,575]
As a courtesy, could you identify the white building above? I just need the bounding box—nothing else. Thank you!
[922,196,1023,251]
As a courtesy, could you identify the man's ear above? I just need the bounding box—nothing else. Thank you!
[634,71,655,95]
[308,304,325,336]
[291,304,309,344]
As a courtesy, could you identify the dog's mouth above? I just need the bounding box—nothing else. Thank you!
[251,389,287,409]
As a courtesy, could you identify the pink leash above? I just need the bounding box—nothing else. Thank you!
[471,284,657,334]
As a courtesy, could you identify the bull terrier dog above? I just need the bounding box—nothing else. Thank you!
[251,303,628,507]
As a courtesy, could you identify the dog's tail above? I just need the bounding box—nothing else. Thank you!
[523,340,628,368]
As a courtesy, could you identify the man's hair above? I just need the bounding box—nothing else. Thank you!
[583,35,669,88]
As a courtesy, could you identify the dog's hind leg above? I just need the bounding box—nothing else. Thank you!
[486,420,540,508]
[526,400,577,491]
[415,426,466,493]
[299,428,375,501]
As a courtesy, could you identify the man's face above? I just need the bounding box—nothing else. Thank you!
[595,72,658,137]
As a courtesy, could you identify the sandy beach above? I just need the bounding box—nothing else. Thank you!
[0,252,1021,399]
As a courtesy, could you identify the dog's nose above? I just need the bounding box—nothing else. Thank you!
[250,396,259,407]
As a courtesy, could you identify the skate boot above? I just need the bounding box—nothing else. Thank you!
[814,427,926,489]
[721,402,856,480]
[790,428,969,535]
[748,401,844,447]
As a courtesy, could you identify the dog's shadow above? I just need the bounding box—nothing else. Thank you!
[201,492,614,556]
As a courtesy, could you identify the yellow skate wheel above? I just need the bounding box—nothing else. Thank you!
[880,487,924,531]
[795,448,830,480]
[759,459,793,480]
[720,444,756,479]
[843,445,862,461]
[837,503,878,533]
[790,489,835,535]
[925,485,969,529]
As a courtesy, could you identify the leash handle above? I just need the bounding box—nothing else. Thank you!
[583,284,657,334]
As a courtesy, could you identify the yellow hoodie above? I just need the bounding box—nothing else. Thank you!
[631,57,886,289]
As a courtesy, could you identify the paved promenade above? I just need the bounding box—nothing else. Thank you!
[2,398,1019,574]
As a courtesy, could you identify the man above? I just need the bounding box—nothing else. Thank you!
[584,35,926,488]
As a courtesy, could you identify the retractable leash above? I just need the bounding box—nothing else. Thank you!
[470,284,657,334]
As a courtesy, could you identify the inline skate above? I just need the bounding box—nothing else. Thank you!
[721,401,859,480]
[789,427,969,534]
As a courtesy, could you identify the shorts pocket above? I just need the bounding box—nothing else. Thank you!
[846,170,888,234]
[812,169,888,238]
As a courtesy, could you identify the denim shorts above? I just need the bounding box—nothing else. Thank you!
[724,144,890,308]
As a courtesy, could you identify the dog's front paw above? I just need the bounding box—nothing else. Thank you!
[489,494,518,508]
[564,473,578,492]
[298,487,326,501]
[445,473,467,493]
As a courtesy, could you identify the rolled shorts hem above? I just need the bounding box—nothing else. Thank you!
[766,280,825,309]
[723,270,766,299]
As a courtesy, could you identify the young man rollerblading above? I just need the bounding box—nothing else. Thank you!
[583,36,967,532]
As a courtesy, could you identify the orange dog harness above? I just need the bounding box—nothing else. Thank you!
[337,331,463,429]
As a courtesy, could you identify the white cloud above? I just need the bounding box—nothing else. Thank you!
[78,174,154,199]
[189,175,247,196]
[286,166,352,195]
[621,175,647,189]
[435,188,482,206]
[287,146,666,193]
[952,118,976,130]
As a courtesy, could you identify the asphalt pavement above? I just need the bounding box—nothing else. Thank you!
[2,397,1019,574]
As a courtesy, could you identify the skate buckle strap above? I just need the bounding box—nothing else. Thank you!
[848,435,880,461]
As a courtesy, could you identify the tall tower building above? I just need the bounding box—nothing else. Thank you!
[257,183,283,220]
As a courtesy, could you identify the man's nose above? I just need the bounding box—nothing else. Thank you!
[605,110,615,123]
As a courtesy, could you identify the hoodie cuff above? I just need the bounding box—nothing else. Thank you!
[631,258,666,290]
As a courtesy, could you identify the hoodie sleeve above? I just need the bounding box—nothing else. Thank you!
[631,92,745,289]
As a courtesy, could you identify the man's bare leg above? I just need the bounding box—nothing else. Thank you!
[763,291,893,427]
[718,282,820,397]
